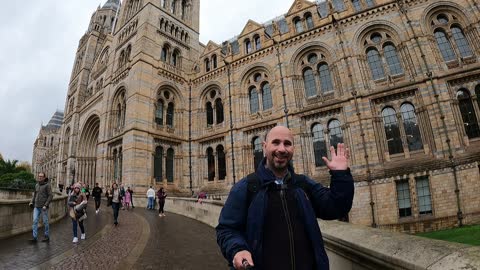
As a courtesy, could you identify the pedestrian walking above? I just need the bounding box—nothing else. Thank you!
[29,172,53,243]
[128,186,135,208]
[106,186,113,207]
[216,126,354,270]
[110,183,122,226]
[92,183,103,214]
[124,187,132,210]
[146,186,155,209]
[68,183,88,243]
[157,187,167,217]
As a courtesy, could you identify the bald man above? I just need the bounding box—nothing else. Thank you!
[216,125,354,270]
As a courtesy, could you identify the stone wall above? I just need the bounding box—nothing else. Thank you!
[0,194,68,239]
[0,189,33,200]
[165,197,480,270]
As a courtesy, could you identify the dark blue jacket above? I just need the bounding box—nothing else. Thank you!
[216,160,354,269]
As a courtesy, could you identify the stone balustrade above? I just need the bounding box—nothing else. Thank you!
[0,193,68,239]
[166,197,480,270]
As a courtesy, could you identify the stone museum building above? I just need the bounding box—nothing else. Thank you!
[32,0,480,232]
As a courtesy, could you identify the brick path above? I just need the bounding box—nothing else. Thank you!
[0,202,227,270]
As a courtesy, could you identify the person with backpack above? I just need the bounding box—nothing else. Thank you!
[216,125,354,270]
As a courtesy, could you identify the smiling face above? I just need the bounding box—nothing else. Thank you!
[263,126,294,178]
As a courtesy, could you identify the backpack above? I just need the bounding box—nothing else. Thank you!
[246,173,312,207]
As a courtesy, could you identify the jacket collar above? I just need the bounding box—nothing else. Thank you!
[255,158,296,185]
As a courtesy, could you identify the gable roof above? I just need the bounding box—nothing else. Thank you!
[239,19,263,37]
[286,0,316,16]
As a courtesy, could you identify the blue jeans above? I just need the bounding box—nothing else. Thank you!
[112,202,120,223]
[147,197,154,209]
[72,219,85,238]
[32,207,49,239]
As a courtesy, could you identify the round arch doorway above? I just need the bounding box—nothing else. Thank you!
[77,115,100,188]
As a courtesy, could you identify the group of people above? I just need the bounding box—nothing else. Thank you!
[146,186,167,217]
[29,125,353,269]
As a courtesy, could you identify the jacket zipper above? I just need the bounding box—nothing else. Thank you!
[280,189,295,270]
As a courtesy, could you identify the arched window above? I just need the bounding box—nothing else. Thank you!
[171,0,177,14]
[312,124,327,167]
[382,107,403,154]
[206,102,213,126]
[294,17,303,33]
[245,39,252,54]
[303,68,317,97]
[166,102,174,127]
[43,137,47,147]
[305,13,314,29]
[367,48,385,80]
[166,148,174,182]
[254,35,261,50]
[383,44,403,75]
[154,146,163,182]
[328,119,343,148]
[181,0,187,19]
[155,99,164,125]
[249,88,259,113]
[318,63,334,93]
[50,137,54,147]
[207,147,215,181]
[172,51,178,66]
[434,30,456,62]
[457,90,480,138]
[365,0,375,7]
[212,54,217,69]
[161,46,168,62]
[116,103,123,129]
[204,58,210,72]
[400,103,423,151]
[215,98,224,124]
[253,137,263,169]
[262,83,273,110]
[216,145,226,180]
[451,26,473,58]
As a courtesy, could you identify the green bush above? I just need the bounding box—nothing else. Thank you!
[0,171,36,190]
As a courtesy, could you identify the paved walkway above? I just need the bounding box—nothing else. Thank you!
[0,202,226,270]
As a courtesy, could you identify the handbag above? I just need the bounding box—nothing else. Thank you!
[69,208,76,219]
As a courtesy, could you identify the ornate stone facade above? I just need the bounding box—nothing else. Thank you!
[43,0,480,232]
[32,111,64,188]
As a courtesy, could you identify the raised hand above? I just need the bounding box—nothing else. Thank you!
[322,143,349,170]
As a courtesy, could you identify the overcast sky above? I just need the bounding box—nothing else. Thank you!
[0,0,296,163]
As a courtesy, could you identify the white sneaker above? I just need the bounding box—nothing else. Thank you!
[73,237,78,243]
[95,210,99,214]
[81,233,86,240]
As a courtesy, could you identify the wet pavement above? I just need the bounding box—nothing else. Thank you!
[0,202,226,270]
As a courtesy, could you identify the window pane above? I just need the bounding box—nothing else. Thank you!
[318,63,334,93]
[451,26,473,58]
[294,19,303,33]
[262,83,273,110]
[396,180,412,217]
[254,36,261,50]
[328,120,343,148]
[212,55,217,69]
[215,98,224,124]
[217,145,226,180]
[154,146,163,182]
[306,15,314,29]
[206,102,213,125]
[312,124,327,167]
[416,176,432,214]
[253,137,263,170]
[166,102,174,127]
[156,100,164,125]
[435,30,456,62]
[382,107,404,154]
[205,58,210,72]
[352,0,362,12]
[457,90,480,138]
[367,48,385,80]
[166,148,174,182]
[303,68,317,97]
[365,0,374,7]
[250,88,259,113]
[245,40,252,54]
[400,103,423,151]
[384,44,403,75]
[207,147,215,181]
